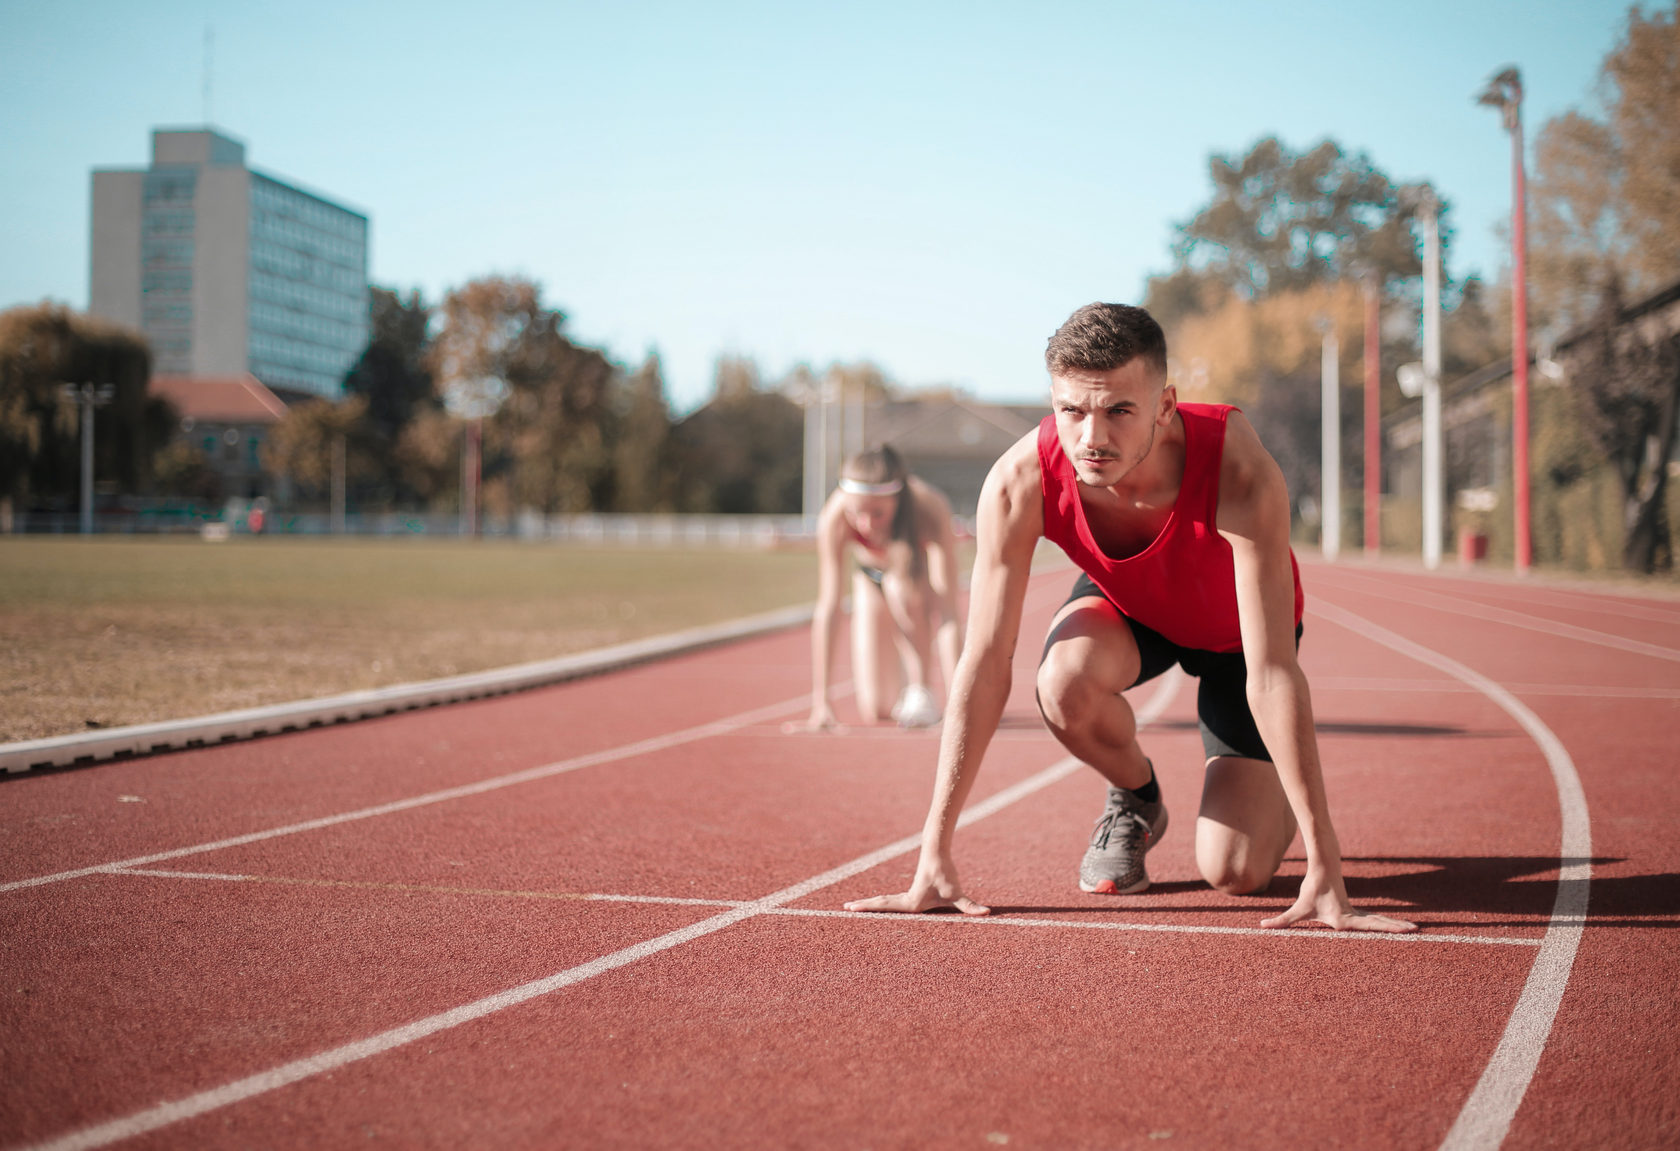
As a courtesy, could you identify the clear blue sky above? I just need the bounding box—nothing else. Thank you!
[0,0,1640,411]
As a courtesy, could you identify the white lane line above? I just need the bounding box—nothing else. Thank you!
[118,869,251,882]
[586,893,749,908]
[1320,579,1680,664]
[1310,600,1591,1151]
[1312,677,1680,700]
[1479,587,1680,626]
[108,870,753,909]
[1319,568,1680,627]
[761,906,1541,947]
[17,669,1182,1151]
[0,691,817,895]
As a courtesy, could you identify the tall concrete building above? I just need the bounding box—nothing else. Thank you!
[90,128,369,400]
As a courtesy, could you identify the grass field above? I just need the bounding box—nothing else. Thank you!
[0,537,821,743]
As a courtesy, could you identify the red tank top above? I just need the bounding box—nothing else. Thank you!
[1037,403,1303,654]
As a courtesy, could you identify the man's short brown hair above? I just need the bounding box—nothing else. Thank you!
[1045,303,1168,377]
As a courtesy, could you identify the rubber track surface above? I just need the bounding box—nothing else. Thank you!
[2,562,1676,1150]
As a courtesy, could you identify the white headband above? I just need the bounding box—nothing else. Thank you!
[839,477,903,496]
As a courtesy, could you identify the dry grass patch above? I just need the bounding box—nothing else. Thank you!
[1,537,818,742]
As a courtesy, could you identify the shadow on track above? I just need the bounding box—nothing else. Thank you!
[979,859,1680,929]
[985,857,1680,930]
[1142,718,1491,739]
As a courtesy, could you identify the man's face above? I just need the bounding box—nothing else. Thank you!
[1050,359,1176,488]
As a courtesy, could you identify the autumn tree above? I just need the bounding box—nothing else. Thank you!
[429,276,625,516]
[1144,138,1452,530]
[1567,285,1680,572]
[1529,1,1680,572]
[262,395,372,507]
[0,303,165,524]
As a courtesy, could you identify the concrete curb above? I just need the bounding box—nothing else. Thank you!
[2,602,815,775]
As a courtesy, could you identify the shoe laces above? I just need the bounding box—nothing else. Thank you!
[1090,808,1150,852]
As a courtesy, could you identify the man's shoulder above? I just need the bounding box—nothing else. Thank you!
[1216,408,1270,487]
[1214,408,1288,532]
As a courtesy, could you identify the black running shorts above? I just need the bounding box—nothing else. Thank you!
[1044,572,1303,763]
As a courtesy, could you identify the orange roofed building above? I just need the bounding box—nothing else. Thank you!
[150,374,288,501]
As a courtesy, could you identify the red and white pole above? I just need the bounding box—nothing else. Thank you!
[1364,275,1382,556]
[1480,66,1532,573]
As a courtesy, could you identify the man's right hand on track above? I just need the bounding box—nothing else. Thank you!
[843,854,991,916]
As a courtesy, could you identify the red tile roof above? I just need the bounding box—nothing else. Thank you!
[150,374,289,424]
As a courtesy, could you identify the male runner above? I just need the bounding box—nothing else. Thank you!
[845,302,1414,933]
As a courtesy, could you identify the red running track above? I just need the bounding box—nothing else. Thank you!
[2,560,1677,1150]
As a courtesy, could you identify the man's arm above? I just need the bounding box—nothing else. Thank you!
[1218,412,1415,933]
[844,436,1043,915]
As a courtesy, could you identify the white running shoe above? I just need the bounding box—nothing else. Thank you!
[893,684,941,728]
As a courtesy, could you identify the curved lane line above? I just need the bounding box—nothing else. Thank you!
[1309,600,1591,1151]
[1316,576,1680,664]
[12,670,1184,1151]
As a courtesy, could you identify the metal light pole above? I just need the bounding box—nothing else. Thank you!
[1318,316,1341,561]
[1479,66,1532,573]
[1421,190,1444,569]
[330,434,347,534]
[1363,274,1382,556]
[817,374,834,505]
[61,382,115,535]
[844,374,863,464]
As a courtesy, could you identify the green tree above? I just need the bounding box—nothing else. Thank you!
[1154,137,1438,317]
[1571,284,1680,573]
[151,438,224,506]
[1144,138,1454,529]
[611,351,673,512]
[666,355,802,513]
[0,303,163,523]
[343,287,438,506]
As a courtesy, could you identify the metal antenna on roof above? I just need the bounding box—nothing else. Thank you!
[202,23,214,125]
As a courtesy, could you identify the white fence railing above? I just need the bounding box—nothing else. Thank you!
[12,511,820,547]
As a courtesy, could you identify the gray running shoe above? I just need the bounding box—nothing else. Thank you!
[1078,780,1169,895]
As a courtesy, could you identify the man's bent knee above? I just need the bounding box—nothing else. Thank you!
[1198,853,1280,896]
[1195,817,1289,896]
[1036,657,1114,734]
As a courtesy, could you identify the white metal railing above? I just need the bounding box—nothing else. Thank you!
[9,511,819,546]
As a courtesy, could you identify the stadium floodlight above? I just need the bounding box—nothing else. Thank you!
[1397,363,1427,399]
[1477,65,1532,573]
[61,382,116,535]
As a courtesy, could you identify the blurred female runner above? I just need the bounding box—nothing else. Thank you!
[794,445,963,730]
